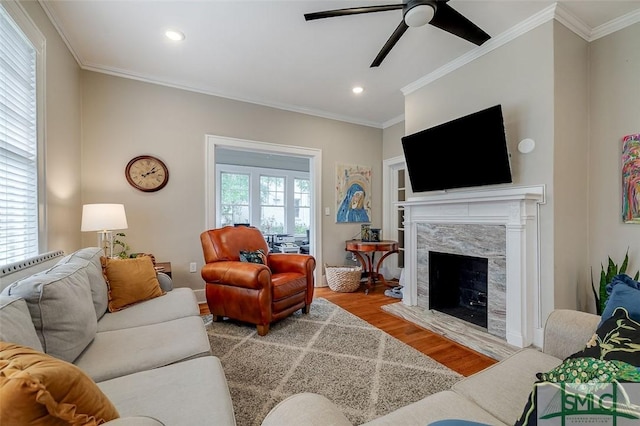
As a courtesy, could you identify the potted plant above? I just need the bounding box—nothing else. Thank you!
[112,232,130,259]
[591,249,639,315]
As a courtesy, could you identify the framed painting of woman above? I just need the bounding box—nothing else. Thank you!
[336,164,371,223]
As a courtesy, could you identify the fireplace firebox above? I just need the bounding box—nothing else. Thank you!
[429,251,488,329]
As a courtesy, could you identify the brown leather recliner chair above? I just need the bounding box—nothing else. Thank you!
[200,226,316,336]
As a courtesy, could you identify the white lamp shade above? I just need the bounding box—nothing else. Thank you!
[404,4,435,27]
[81,204,128,232]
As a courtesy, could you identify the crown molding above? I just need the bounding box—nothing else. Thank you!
[402,3,640,96]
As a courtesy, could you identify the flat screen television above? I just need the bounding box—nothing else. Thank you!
[401,104,512,193]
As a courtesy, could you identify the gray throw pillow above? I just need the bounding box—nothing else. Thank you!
[4,262,98,363]
[0,296,43,352]
[56,247,109,319]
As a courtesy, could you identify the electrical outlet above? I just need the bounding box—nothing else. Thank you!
[325,207,330,216]
[189,262,197,273]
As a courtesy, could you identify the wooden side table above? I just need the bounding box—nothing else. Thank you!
[155,261,171,278]
[345,240,398,294]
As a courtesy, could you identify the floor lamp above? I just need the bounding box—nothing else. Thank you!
[81,204,128,258]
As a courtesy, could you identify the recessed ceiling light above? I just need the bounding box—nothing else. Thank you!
[352,86,364,94]
[165,30,185,41]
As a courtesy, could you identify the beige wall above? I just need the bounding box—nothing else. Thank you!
[589,23,640,288]
[14,0,83,254]
[401,22,557,320]
[389,20,640,316]
[552,22,589,311]
[80,72,383,293]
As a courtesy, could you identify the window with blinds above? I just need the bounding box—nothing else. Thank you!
[0,5,39,265]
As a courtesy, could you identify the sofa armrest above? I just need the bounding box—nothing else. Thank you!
[103,416,165,426]
[261,393,353,426]
[156,272,172,292]
[201,261,270,290]
[543,309,600,360]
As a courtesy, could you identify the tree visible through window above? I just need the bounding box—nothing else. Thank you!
[294,178,310,235]
[219,172,250,226]
[260,175,284,234]
[217,164,309,237]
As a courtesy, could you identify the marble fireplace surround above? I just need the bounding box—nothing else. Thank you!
[399,185,545,348]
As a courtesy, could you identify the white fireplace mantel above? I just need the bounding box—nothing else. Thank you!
[398,185,546,348]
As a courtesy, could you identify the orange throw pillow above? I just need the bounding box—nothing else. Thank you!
[101,256,165,312]
[0,342,119,425]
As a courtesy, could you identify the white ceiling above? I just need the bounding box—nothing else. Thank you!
[40,1,640,128]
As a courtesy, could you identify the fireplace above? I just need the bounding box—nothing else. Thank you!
[398,185,546,348]
[429,251,488,329]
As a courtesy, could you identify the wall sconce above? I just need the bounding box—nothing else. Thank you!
[81,204,128,258]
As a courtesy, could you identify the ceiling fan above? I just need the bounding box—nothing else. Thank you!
[304,0,490,67]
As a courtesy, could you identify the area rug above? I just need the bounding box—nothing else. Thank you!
[204,297,463,426]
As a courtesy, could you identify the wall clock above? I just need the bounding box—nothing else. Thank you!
[125,155,169,192]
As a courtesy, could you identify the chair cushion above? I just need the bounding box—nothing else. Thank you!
[101,256,165,312]
[0,342,119,425]
[0,296,43,352]
[2,263,97,363]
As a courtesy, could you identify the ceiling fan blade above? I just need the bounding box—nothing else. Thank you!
[304,4,403,21]
[370,20,409,67]
[429,2,490,46]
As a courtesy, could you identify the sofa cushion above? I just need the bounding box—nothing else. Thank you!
[75,316,211,382]
[101,256,165,312]
[3,263,97,363]
[361,390,506,426]
[56,247,109,320]
[0,342,119,425]
[452,348,561,425]
[97,287,199,332]
[0,296,43,352]
[98,357,236,426]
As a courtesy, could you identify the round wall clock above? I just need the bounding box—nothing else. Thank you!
[125,155,169,192]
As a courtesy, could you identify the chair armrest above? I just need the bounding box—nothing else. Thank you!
[267,253,316,275]
[261,393,352,426]
[201,261,271,290]
[543,309,600,359]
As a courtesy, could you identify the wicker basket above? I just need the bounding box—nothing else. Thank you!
[325,264,362,293]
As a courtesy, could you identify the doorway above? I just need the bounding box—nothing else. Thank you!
[205,135,323,275]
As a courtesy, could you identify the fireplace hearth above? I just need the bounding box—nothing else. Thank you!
[429,251,488,329]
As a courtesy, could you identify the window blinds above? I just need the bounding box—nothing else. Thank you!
[0,5,39,265]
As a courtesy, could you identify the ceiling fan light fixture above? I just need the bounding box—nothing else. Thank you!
[404,4,435,27]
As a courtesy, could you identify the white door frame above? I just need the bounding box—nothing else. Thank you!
[205,135,322,278]
[382,155,406,279]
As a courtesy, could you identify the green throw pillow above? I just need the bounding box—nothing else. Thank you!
[569,306,640,366]
[239,249,267,264]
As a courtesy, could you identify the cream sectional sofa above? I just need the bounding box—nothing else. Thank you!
[262,309,602,426]
[0,248,236,425]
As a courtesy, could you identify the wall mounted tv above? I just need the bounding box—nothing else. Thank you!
[401,104,512,193]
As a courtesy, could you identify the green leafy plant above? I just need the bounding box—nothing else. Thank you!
[112,232,130,259]
[591,249,639,315]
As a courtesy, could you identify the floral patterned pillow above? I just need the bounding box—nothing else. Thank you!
[239,249,267,265]
[569,306,640,367]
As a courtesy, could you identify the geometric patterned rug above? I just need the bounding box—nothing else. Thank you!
[204,298,463,426]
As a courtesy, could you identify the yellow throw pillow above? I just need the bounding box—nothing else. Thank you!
[101,256,165,312]
[0,342,120,425]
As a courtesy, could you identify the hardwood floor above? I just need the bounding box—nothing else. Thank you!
[199,283,497,377]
